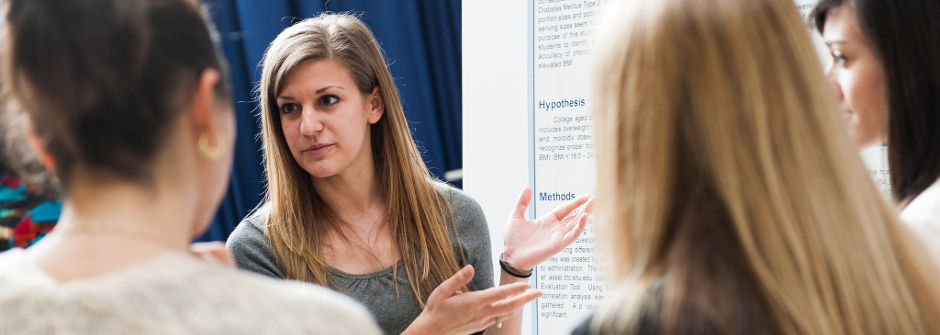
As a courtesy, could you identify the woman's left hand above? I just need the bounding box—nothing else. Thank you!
[501,187,592,272]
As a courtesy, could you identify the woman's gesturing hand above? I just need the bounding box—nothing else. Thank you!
[403,265,542,335]
[502,187,592,272]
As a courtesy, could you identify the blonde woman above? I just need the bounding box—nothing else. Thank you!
[227,13,591,335]
[576,0,940,333]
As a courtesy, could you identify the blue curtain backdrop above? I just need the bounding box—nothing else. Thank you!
[195,0,463,242]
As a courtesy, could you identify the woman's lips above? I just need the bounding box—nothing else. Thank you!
[303,143,334,155]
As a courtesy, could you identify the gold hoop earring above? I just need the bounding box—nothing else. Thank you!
[198,133,222,160]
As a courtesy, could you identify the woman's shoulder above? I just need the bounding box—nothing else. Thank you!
[240,204,271,229]
[0,250,379,333]
[216,267,381,333]
[112,254,380,334]
[0,249,44,287]
[900,177,940,263]
[433,182,490,245]
[434,181,486,223]
[432,182,494,291]
[901,177,940,226]
[228,205,269,244]
[226,204,285,278]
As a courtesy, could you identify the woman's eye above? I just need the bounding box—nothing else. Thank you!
[831,50,848,65]
[320,95,339,106]
[279,103,300,115]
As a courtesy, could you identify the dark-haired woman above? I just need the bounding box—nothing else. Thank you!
[0,0,379,333]
[813,0,940,262]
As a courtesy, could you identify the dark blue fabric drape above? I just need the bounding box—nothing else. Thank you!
[195,1,462,242]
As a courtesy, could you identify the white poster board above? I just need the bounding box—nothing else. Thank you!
[860,144,892,199]
[530,0,605,333]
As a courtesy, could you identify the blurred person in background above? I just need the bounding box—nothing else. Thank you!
[0,110,60,251]
[576,0,940,333]
[814,0,940,262]
[0,161,60,251]
[0,0,379,333]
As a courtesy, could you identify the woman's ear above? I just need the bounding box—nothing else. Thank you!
[367,86,384,124]
[187,69,222,139]
[24,121,55,171]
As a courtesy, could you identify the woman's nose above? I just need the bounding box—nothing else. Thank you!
[299,109,324,135]
[825,67,844,102]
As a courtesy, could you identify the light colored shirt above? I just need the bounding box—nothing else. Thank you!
[900,177,940,264]
[0,249,381,334]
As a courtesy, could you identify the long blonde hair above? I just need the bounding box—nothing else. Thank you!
[591,0,940,333]
[256,13,462,307]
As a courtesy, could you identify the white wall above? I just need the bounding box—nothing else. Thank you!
[462,0,534,333]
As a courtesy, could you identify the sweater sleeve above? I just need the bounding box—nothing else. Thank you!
[226,212,285,279]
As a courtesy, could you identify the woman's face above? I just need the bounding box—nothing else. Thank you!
[276,58,383,180]
[822,4,888,148]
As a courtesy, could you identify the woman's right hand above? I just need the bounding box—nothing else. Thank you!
[402,265,542,335]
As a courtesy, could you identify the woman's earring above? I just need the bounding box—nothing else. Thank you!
[198,132,222,160]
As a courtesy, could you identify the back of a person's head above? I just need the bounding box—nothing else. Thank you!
[591,0,940,333]
[814,0,940,202]
[1,0,230,190]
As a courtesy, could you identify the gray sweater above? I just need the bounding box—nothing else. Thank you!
[226,183,494,335]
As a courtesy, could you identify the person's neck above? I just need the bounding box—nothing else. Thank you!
[315,163,399,272]
[313,160,385,228]
[27,177,197,282]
